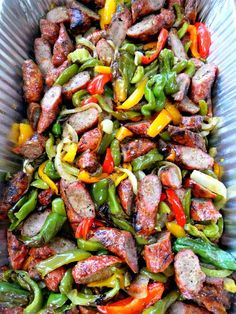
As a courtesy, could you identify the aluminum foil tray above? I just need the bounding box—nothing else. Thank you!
[0,0,235,311]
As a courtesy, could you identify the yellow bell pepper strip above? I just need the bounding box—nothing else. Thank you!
[166,222,186,238]
[9,123,20,144]
[62,143,77,163]
[147,109,172,137]
[101,0,116,28]
[99,8,105,29]
[224,278,236,293]
[110,163,132,186]
[165,101,182,125]
[213,162,223,180]
[117,78,148,110]
[187,25,201,59]
[95,65,112,74]
[78,170,109,183]
[38,161,59,194]
[18,123,33,145]
[115,126,133,141]
[88,272,124,289]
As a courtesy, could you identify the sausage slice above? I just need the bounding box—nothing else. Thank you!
[185,0,198,24]
[62,71,90,99]
[191,199,222,222]
[27,102,41,130]
[173,73,190,102]
[159,164,182,189]
[168,302,209,314]
[131,0,165,22]
[45,60,70,87]
[46,6,70,24]
[77,128,102,153]
[44,267,66,292]
[40,19,60,45]
[180,115,203,131]
[177,96,200,114]
[7,231,28,270]
[121,139,156,163]
[184,178,217,199]
[135,174,162,236]
[125,120,151,137]
[96,39,114,66]
[76,150,101,173]
[21,209,51,237]
[22,60,43,103]
[67,108,99,135]
[34,38,54,77]
[169,28,188,60]
[117,179,134,216]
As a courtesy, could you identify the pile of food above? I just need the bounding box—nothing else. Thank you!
[0,0,235,313]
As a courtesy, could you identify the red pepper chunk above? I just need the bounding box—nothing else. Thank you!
[195,22,211,59]
[75,218,94,240]
[166,189,186,227]
[102,148,114,174]
[97,282,164,314]
[81,96,98,106]
[141,28,169,65]
[87,73,112,95]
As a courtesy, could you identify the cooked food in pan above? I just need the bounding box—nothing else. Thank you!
[0,0,235,313]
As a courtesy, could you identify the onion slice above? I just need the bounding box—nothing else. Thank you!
[115,166,138,194]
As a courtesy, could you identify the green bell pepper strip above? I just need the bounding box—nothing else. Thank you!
[159,201,171,214]
[46,293,68,308]
[59,269,73,296]
[77,238,105,251]
[91,179,109,206]
[199,99,208,116]
[182,189,191,223]
[52,123,62,137]
[131,149,163,172]
[10,190,38,231]
[119,52,136,93]
[172,60,188,73]
[174,237,236,270]
[177,22,189,39]
[111,110,141,121]
[67,279,120,306]
[184,223,211,243]
[98,121,119,155]
[203,224,219,238]
[120,43,137,54]
[44,160,60,180]
[152,75,167,111]
[15,271,43,314]
[173,3,184,27]
[107,182,125,217]
[96,94,113,113]
[68,48,91,63]
[21,212,67,247]
[0,282,30,307]
[46,134,56,159]
[185,60,196,77]
[30,179,49,190]
[140,268,167,283]
[8,195,28,223]
[36,249,91,277]
[141,77,157,117]
[72,89,88,107]
[110,139,121,167]
[184,40,192,53]
[54,64,79,86]
[144,59,158,74]
[79,58,101,72]
[131,66,144,84]
[61,161,80,176]
[160,131,171,141]
[52,198,66,216]
[143,290,180,314]
[201,266,233,278]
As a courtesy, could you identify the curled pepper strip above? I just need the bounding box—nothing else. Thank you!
[75,218,94,240]
[38,161,58,194]
[166,189,186,227]
[78,170,109,183]
[87,73,112,95]
[187,25,201,59]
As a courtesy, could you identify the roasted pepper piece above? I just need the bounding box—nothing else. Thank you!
[77,238,104,251]
[101,0,116,27]
[107,181,125,217]
[81,96,98,106]
[177,22,189,39]
[140,268,167,283]
[187,25,201,59]
[87,74,112,95]
[166,189,186,227]
[110,139,121,166]
[115,126,133,141]
[165,101,182,125]
[18,123,33,146]
[0,281,30,307]
[91,179,109,206]
[54,64,79,86]
[131,149,163,172]
[166,222,186,238]
[131,66,144,84]
[39,161,58,194]
[59,269,73,296]
[147,109,172,138]
[75,218,94,240]
[46,134,56,159]
[78,171,109,183]
[95,65,112,74]
[173,3,184,27]
[103,148,115,174]
[195,22,211,59]
[72,89,88,107]
[44,160,60,180]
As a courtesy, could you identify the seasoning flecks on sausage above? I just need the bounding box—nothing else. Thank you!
[40,19,60,45]
[46,6,70,24]
[67,108,99,135]
[159,165,182,189]
[125,120,152,137]
[131,0,166,22]
[34,38,54,77]
[117,179,134,216]
[62,71,90,99]
[77,128,102,153]
[121,139,156,163]
[76,150,101,173]
[177,96,200,114]
[7,231,28,270]
[191,198,222,222]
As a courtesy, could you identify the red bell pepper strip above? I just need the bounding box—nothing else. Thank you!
[75,218,94,239]
[187,25,201,59]
[97,282,164,314]
[166,189,186,227]
[141,29,169,65]
[87,73,112,95]
[160,192,167,201]
[102,148,114,174]
[195,22,211,59]
[81,96,98,106]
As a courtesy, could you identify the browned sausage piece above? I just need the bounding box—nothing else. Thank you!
[1,308,24,314]
[121,139,156,163]
[184,178,217,199]
[131,0,165,22]
[172,145,214,170]
[174,249,206,299]
[159,165,182,189]
[72,255,122,284]
[7,231,28,270]
[177,96,200,114]
[135,174,161,237]
[34,38,54,77]
[144,231,174,273]
[169,29,188,60]
[45,60,70,87]
[60,179,95,232]
[44,267,66,292]
[49,237,77,254]
[37,86,62,134]
[117,179,134,216]
[27,102,41,130]
[107,5,132,47]
[77,128,102,153]
[185,0,198,24]
[40,19,60,45]
[46,6,70,24]
[191,199,222,222]
[125,120,151,137]
[76,150,101,173]
[96,39,114,66]
[91,227,138,273]
[62,71,90,99]
[22,60,43,104]
[86,29,106,45]
[191,64,217,104]
[168,125,206,152]
[127,9,175,41]
[67,108,99,135]
[12,133,46,160]
[52,23,74,67]
[38,188,55,206]
[21,209,51,237]
[168,301,209,314]
[180,115,203,131]
[173,73,190,102]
